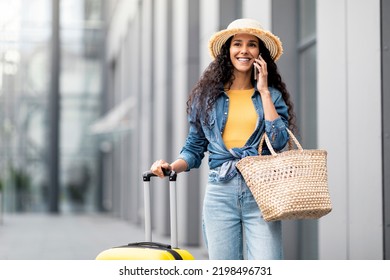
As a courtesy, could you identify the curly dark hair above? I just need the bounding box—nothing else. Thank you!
[187,37,297,133]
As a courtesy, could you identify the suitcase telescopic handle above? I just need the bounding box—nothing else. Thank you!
[142,169,179,248]
[142,169,177,181]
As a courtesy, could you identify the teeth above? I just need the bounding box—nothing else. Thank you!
[238,58,249,61]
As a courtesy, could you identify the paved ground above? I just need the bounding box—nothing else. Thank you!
[0,213,208,260]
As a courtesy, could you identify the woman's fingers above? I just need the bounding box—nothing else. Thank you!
[151,160,171,178]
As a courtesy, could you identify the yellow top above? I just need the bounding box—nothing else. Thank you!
[223,88,257,149]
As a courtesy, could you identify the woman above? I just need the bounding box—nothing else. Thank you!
[150,18,296,259]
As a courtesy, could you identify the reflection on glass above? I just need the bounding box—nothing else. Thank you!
[0,0,104,213]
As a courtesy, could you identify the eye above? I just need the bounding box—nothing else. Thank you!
[248,42,258,47]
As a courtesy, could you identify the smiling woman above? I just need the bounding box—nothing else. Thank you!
[149,18,296,260]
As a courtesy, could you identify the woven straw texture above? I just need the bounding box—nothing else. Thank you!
[208,18,283,61]
[236,129,332,222]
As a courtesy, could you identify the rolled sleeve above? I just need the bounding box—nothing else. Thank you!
[177,154,194,172]
[265,117,289,151]
[178,111,209,171]
[264,88,290,151]
[178,133,208,170]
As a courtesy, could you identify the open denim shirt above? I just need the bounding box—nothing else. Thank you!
[178,85,289,181]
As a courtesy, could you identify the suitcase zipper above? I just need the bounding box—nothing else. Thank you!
[116,242,183,260]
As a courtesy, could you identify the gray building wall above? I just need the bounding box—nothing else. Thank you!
[317,0,383,259]
[382,0,390,259]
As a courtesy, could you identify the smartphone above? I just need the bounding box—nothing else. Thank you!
[254,64,258,80]
[254,54,261,80]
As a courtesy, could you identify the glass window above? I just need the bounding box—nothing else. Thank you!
[298,0,317,149]
[299,0,316,40]
[0,0,104,213]
[297,0,318,260]
[0,0,52,212]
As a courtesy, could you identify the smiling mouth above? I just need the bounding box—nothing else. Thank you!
[237,58,251,62]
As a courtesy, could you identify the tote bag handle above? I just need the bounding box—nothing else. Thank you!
[258,128,303,156]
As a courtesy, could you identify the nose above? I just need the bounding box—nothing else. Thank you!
[240,46,248,54]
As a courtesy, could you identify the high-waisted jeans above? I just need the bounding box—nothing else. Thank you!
[202,167,283,260]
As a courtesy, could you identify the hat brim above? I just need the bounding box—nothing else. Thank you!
[208,27,283,61]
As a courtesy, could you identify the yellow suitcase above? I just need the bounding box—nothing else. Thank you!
[96,242,194,260]
[96,170,195,260]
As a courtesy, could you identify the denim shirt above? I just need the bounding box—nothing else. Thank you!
[178,85,289,181]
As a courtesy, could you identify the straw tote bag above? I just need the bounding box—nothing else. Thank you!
[236,129,332,222]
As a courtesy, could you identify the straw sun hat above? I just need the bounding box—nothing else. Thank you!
[208,18,283,61]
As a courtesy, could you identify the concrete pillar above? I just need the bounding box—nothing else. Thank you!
[171,0,201,246]
[48,0,60,213]
[382,0,390,259]
[317,0,382,259]
[138,0,154,228]
[153,0,171,236]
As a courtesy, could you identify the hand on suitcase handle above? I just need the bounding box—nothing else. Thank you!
[149,160,174,178]
[143,168,177,181]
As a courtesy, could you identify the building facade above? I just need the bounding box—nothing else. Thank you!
[97,0,388,259]
[0,0,105,213]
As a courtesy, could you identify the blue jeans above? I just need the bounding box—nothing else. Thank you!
[202,167,283,260]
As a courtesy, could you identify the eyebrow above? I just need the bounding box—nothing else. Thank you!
[232,39,258,44]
